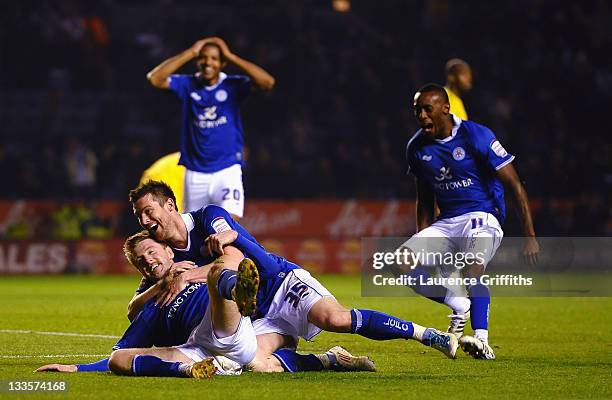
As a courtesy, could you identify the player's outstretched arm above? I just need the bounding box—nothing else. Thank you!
[415,177,435,232]
[208,37,275,91]
[496,163,540,265]
[146,38,210,89]
[36,364,78,373]
[36,358,110,373]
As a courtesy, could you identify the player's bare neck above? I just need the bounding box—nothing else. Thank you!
[436,122,453,140]
[169,216,189,249]
[206,77,219,86]
[198,74,219,87]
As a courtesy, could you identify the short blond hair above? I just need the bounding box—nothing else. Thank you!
[123,230,154,268]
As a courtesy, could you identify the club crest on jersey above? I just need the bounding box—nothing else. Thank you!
[190,92,202,101]
[422,155,432,161]
[211,217,231,233]
[490,140,508,157]
[452,147,466,161]
[215,90,228,102]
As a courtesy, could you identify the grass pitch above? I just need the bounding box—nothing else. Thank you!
[0,275,610,400]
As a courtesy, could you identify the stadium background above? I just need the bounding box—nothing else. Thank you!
[0,0,610,275]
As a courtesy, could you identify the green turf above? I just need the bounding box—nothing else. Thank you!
[0,275,611,400]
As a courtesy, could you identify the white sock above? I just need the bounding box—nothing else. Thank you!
[474,329,489,343]
[411,323,427,342]
[444,293,471,315]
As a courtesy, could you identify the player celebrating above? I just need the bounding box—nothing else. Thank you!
[399,84,539,359]
[444,58,472,120]
[147,36,275,217]
[38,231,375,376]
[128,181,460,364]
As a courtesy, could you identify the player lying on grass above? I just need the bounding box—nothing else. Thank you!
[37,231,375,376]
[128,181,459,366]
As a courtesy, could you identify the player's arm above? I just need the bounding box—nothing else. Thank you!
[156,246,244,306]
[146,38,210,89]
[209,37,275,91]
[206,229,283,279]
[496,163,540,265]
[415,177,435,232]
[127,283,161,321]
[37,358,110,373]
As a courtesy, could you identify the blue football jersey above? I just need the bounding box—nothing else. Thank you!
[173,205,299,319]
[114,283,209,350]
[406,115,514,222]
[168,72,251,173]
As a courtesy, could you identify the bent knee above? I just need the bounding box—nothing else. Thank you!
[108,350,133,376]
[311,310,351,332]
[248,355,284,373]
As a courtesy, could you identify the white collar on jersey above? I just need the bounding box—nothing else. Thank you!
[175,213,195,251]
[203,72,227,91]
[435,114,462,144]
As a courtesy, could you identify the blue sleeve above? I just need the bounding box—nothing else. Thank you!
[234,233,281,279]
[135,276,154,295]
[470,123,515,171]
[113,303,157,350]
[200,205,280,278]
[200,205,258,244]
[76,358,109,372]
[406,144,424,179]
[168,74,192,100]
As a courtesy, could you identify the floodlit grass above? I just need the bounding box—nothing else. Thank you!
[0,275,610,399]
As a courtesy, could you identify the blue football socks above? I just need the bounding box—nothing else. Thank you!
[272,349,324,372]
[350,309,414,340]
[132,355,186,377]
[217,268,238,301]
[76,358,109,372]
[468,283,490,332]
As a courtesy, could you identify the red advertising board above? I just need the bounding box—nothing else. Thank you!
[242,200,416,238]
[0,200,419,274]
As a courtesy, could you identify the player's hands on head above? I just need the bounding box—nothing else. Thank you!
[208,37,233,59]
[523,236,540,266]
[205,230,238,256]
[190,38,211,58]
[36,364,77,373]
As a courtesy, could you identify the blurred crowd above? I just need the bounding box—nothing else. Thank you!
[0,0,610,236]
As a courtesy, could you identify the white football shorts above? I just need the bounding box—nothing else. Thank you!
[252,269,334,343]
[175,307,257,371]
[184,164,244,217]
[401,211,504,274]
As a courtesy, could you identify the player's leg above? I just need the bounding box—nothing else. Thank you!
[307,297,456,358]
[458,213,503,359]
[247,332,294,372]
[182,258,259,371]
[108,347,196,377]
[398,225,472,336]
[250,326,375,372]
[273,346,377,372]
[210,164,244,220]
[183,169,213,212]
[274,269,457,359]
[207,261,249,338]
